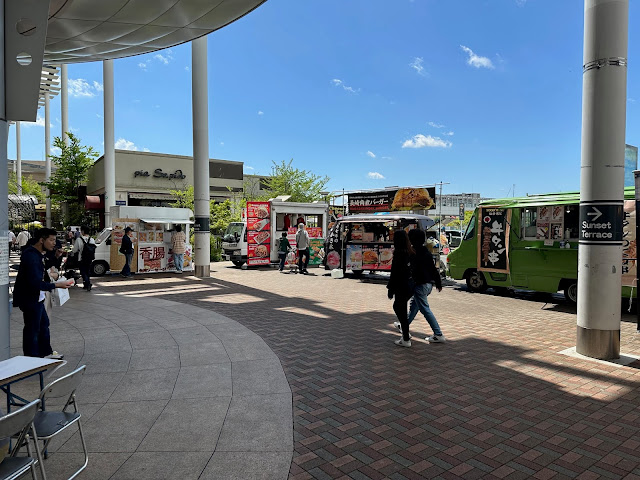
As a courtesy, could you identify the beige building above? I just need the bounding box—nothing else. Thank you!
[86,150,267,207]
[8,159,52,183]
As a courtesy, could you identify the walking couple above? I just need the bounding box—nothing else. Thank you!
[387,229,445,348]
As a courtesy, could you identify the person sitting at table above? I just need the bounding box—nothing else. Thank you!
[12,228,74,359]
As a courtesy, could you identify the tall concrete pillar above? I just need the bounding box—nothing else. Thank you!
[103,60,115,227]
[61,63,68,145]
[16,121,21,194]
[192,36,211,277]
[577,0,628,360]
[44,92,51,227]
[0,0,9,360]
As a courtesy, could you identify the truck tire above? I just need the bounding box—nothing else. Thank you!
[232,260,245,268]
[564,281,577,304]
[466,270,488,293]
[351,269,364,277]
[91,260,109,276]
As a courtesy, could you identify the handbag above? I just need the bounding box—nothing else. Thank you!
[51,278,70,307]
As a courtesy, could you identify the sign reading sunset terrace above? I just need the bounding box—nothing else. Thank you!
[579,203,623,243]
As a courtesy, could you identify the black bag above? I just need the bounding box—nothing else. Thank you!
[80,237,96,265]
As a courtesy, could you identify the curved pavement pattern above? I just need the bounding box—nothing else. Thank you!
[8,290,293,480]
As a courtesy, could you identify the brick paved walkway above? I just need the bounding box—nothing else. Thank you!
[93,263,640,480]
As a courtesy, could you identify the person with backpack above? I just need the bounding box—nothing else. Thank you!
[119,227,134,277]
[72,225,96,291]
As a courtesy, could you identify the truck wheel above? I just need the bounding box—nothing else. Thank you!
[352,269,364,277]
[466,270,488,293]
[232,260,245,268]
[564,281,577,304]
[91,261,108,276]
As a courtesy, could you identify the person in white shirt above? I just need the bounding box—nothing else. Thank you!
[16,228,30,249]
[8,230,16,252]
[296,223,311,274]
[72,225,96,291]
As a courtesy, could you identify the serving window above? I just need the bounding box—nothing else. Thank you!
[522,205,578,241]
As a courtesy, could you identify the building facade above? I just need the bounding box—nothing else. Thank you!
[86,150,268,207]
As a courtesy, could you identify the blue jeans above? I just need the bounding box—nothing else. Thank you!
[173,253,184,272]
[21,301,53,357]
[278,252,286,271]
[121,253,133,276]
[407,283,442,336]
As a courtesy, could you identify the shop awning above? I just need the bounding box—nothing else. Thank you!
[140,218,194,224]
[85,195,104,210]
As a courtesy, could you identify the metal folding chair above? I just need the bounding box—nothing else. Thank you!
[0,399,45,480]
[35,366,87,480]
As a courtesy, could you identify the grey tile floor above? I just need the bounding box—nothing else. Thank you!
[8,289,293,480]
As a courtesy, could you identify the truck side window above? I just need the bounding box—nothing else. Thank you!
[522,209,537,239]
[463,215,475,241]
[564,205,579,239]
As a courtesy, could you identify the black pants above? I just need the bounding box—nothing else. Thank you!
[393,294,412,341]
[278,252,287,271]
[21,302,53,357]
[80,263,91,288]
[298,248,309,272]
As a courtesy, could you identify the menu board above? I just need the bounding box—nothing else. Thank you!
[110,219,139,273]
[622,200,637,287]
[378,246,393,271]
[346,244,362,270]
[536,205,564,240]
[247,202,271,266]
[477,207,511,273]
[287,226,324,249]
[308,238,325,265]
[362,245,379,269]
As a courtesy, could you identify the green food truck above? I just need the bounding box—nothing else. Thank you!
[446,188,636,303]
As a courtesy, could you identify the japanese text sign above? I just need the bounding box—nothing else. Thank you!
[477,207,511,273]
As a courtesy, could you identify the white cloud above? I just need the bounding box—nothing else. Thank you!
[409,57,426,76]
[23,115,46,127]
[331,78,359,94]
[68,78,104,97]
[629,98,636,104]
[258,110,264,116]
[220,142,224,146]
[96,113,103,118]
[402,134,452,149]
[115,138,139,151]
[244,166,255,171]
[185,66,190,72]
[367,172,385,180]
[51,146,62,155]
[138,62,147,70]
[154,49,173,65]
[428,121,445,129]
[516,0,527,5]
[460,45,495,69]
[143,148,151,152]
[443,131,454,136]
[366,151,376,158]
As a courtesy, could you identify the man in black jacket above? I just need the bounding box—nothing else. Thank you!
[13,228,74,357]
[120,227,134,277]
[396,228,446,343]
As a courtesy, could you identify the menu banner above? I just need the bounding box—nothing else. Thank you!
[346,244,362,271]
[308,238,325,265]
[378,246,393,271]
[362,245,379,269]
[348,187,436,214]
[247,202,271,266]
[622,200,637,287]
[477,207,511,273]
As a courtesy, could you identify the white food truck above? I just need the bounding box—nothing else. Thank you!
[91,206,194,275]
[222,197,329,267]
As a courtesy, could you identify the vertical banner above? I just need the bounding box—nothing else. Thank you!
[477,207,511,273]
[622,200,637,287]
[247,202,271,266]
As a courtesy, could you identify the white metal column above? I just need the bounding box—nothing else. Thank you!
[0,0,9,360]
[61,63,68,145]
[577,0,629,359]
[192,36,211,277]
[16,121,21,194]
[44,92,51,227]
[103,60,115,227]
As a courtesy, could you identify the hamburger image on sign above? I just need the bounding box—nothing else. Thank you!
[391,188,435,210]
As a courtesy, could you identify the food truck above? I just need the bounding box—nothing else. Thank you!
[324,213,437,276]
[222,198,329,267]
[446,188,637,303]
[91,206,193,275]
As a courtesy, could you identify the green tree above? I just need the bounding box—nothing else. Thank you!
[8,172,45,202]
[448,210,475,229]
[262,159,330,203]
[169,185,194,210]
[210,199,241,235]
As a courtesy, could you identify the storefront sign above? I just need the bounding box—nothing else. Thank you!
[622,200,636,287]
[348,187,436,214]
[579,203,623,243]
[477,207,511,273]
[247,201,271,266]
[134,169,186,180]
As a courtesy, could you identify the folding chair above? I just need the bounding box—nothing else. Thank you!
[0,399,45,480]
[35,366,87,480]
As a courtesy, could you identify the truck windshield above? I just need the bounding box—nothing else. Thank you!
[223,223,244,242]
[95,229,111,244]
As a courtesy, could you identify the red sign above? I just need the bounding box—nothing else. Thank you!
[247,202,271,266]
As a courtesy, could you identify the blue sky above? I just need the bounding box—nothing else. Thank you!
[9,0,640,199]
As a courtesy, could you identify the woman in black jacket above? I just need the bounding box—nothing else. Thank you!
[387,230,414,347]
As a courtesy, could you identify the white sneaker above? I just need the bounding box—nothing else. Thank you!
[393,321,412,339]
[394,338,411,348]
[45,351,64,359]
[426,334,446,343]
